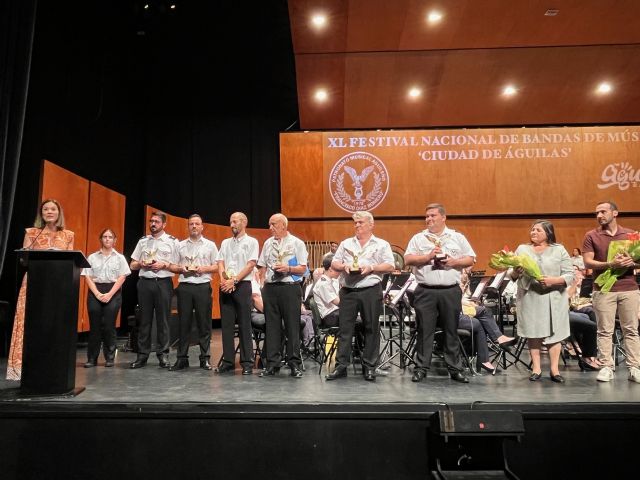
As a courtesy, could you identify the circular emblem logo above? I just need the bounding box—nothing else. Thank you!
[329,151,390,213]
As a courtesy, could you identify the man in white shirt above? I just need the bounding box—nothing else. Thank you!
[216,212,259,375]
[405,203,476,383]
[129,212,179,369]
[326,211,395,382]
[313,254,340,328]
[257,213,308,378]
[168,214,218,371]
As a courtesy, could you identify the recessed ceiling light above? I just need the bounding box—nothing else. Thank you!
[314,89,328,102]
[170,4,176,10]
[596,82,613,94]
[427,11,443,24]
[144,4,149,9]
[311,14,327,28]
[408,87,422,99]
[502,85,517,96]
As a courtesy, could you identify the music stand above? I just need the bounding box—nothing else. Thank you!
[377,275,415,370]
[470,275,492,303]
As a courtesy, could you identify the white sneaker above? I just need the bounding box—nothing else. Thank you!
[628,367,640,384]
[597,366,615,382]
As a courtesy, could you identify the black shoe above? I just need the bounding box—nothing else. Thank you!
[578,358,600,371]
[104,360,114,368]
[169,359,189,371]
[242,366,253,375]
[290,367,303,378]
[479,364,501,375]
[158,356,170,368]
[84,361,96,368]
[259,367,280,377]
[550,373,565,384]
[363,369,376,382]
[130,357,147,369]
[411,369,426,383]
[450,371,469,383]
[325,366,347,381]
[216,363,233,373]
[529,371,542,381]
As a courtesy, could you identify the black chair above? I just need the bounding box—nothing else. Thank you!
[307,297,341,375]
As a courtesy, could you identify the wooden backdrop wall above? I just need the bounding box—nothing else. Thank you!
[144,207,272,319]
[41,160,126,332]
[281,126,640,270]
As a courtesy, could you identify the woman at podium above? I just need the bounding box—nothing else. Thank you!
[81,229,130,368]
[6,199,74,381]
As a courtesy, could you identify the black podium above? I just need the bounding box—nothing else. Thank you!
[16,249,90,396]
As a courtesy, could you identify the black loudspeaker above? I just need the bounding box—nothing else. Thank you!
[429,409,524,479]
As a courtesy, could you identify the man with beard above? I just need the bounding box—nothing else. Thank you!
[216,212,260,374]
[130,212,180,368]
[582,201,640,383]
[168,214,218,371]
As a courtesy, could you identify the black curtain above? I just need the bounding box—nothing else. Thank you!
[0,0,37,278]
[0,0,298,320]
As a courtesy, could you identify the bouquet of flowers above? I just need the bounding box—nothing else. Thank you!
[488,246,543,280]
[594,231,640,293]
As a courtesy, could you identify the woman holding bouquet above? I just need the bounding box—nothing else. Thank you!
[511,220,574,383]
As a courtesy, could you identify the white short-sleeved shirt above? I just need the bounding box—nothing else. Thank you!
[405,226,475,286]
[257,233,308,284]
[176,236,218,284]
[82,250,131,283]
[131,232,179,279]
[333,235,395,288]
[313,274,340,318]
[216,233,259,281]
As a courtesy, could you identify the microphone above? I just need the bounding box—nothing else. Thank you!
[18,227,46,267]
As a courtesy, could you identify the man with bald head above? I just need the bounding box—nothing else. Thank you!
[257,213,309,377]
[216,212,260,374]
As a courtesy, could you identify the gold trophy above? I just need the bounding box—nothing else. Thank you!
[425,233,448,270]
[344,248,364,274]
[224,266,236,280]
[184,255,198,272]
[271,241,292,279]
[141,248,157,266]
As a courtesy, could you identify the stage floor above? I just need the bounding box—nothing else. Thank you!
[2,330,640,407]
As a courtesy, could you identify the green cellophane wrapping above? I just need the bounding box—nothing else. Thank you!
[489,251,543,280]
[594,240,640,293]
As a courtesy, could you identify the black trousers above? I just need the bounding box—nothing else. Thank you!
[322,310,340,328]
[86,283,121,362]
[413,284,463,373]
[336,284,382,369]
[176,282,212,360]
[570,309,597,357]
[263,282,302,368]
[219,281,253,367]
[137,277,173,359]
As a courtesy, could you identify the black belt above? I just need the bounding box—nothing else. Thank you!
[342,284,380,292]
[418,283,457,289]
[140,277,172,281]
[265,282,298,286]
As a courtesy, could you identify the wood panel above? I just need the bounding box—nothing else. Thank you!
[281,127,640,218]
[41,160,90,332]
[295,45,640,129]
[290,0,640,54]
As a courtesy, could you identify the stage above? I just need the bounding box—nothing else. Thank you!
[1,332,640,479]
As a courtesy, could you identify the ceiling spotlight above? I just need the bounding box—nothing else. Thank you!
[502,85,517,96]
[170,4,176,9]
[427,11,443,24]
[596,82,613,94]
[311,14,328,28]
[314,89,328,102]
[144,4,149,9]
[408,87,422,99]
